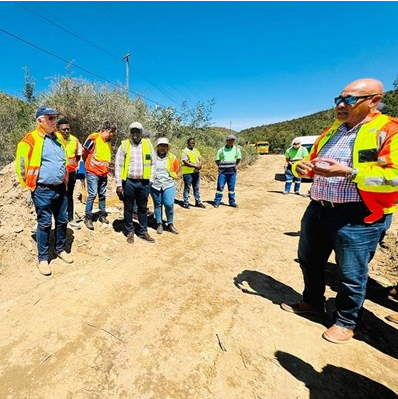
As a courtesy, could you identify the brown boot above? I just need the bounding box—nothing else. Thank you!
[84,217,94,230]
[322,325,355,344]
[126,232,135,244]
[386,313,398,324]
[168,224,179,234]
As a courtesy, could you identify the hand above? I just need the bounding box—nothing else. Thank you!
[313,158,352,177]
[195,164,202,170]
[116,186,124,200]
[295,158,317,177]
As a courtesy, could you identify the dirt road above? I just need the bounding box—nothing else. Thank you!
[1,155,397,398]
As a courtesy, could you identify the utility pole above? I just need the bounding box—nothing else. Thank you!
[122,53,131,98]
[230,121,232,133]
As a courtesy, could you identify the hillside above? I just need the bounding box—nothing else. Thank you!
[239,89,398,152]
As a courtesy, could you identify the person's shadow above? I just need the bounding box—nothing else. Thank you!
[234,269,398,359]
[275,351,398,399]
[31,227,75,260]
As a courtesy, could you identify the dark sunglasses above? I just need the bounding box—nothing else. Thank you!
[44,116,57,121]
[334,94,378,106]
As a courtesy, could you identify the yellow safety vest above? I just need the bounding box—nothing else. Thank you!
[120,138,153,180]
[85,132,112,176]
[15,127,68,191]
[181,147,201,175]
[64,134,79,172]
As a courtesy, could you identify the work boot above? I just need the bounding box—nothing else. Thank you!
[183,203,190,209]
[139,233,155,243]
[84,217,94,230]
[57,251,74,264]
[168,224,179,234]
[126,232,135,244]
[156,223,163,234]
[68,219,81,230]
[322,325,355,344]
[196,202,206,208]
[37,260,52,276]
[98,215,109,224]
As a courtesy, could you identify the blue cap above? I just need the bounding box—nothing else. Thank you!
[36,106,59,118]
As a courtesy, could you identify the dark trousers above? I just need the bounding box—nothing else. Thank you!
[123,179,150,235]
[67,171,77,221]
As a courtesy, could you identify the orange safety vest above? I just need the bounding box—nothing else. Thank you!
[84,132,112,177]
[294,113,398,223]
[15,126,68,191]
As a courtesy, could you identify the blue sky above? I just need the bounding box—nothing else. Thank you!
[1,1,398,131]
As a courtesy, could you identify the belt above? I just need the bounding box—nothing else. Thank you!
[315,200,359,208]
[127,178,149,183]
[37,182,64,190]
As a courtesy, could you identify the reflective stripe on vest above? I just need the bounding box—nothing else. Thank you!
[181,148,200,175]
[85,132,112,176]
[120,138,152,180]
[65,135,79,172]
[15,127,68,191]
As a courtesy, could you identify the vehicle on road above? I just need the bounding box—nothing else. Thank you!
[256,141,270,154]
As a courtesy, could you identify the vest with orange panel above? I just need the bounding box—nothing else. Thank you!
[85,132,112,177]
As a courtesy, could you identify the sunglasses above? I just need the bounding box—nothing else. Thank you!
[334,94,378,106]
[43,116,57,121]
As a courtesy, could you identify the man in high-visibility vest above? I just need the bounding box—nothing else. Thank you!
[15,106,74,276]
[57,118,83,230]
[181,137,206,209]
[283,139,308,195]
[281,78,398,344]
[114,122,155,244]
[82,121,116,230]
[213,134,241,208]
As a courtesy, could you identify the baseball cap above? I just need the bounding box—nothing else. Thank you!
[226,134,236,140]
[36,106,59,118]
[293,140,301,145]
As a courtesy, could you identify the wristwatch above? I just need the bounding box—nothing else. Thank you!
[345,168,358,181]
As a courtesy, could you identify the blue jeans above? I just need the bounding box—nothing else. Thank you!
[299,200,391,329]
[85,172,107,218]
[151,184,176,225]
[123,179,150,235]
[284,165,301,193]
[214,172,237,205]
[32,184,68,262]
[183,172,202,205]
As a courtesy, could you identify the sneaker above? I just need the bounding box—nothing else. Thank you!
[168,224,179,234]
[37,260,52,276]
[84,217,94,230]
[156,223,163,234]
[195,202,206,208]
[139,233,155,243]
[386,313,398,324]
[98,215,109,224]
[322,325,355,344]
[57,251,74,264]
[183,203,190,209]
[213,203,219,208]
[126,232,135,244]
[68,219,81,230]
[283,191,289,195]
[280,301,325,314]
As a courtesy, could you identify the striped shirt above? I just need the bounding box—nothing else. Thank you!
[310,123,362,203]
[114,141,144,186]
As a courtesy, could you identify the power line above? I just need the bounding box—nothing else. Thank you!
[0,27,168,108]
[13,1,183,106]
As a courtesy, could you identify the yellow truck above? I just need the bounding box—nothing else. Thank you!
[256,141,270,155]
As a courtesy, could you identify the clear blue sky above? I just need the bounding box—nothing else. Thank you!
[1,1,398,131]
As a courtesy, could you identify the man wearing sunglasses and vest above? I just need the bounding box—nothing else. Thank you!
[16,106,74,276]
[281,78,398,344]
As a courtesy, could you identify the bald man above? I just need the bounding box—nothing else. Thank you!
[281,79,398,344]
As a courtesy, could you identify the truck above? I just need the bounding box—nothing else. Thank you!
[256,141,270,155]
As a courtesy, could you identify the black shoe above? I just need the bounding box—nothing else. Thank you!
[196,202,206,208]
[183,203,190,209]
[84,217,94,230]
[168,224,179,234]
[99,215,109,224]
[230,203,238,208]
[213,203,219,208]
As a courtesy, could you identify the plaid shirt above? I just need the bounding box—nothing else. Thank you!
[115,141,144,186]
[310,123,362,203]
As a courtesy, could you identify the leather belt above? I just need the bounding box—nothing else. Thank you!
[37,182,63,190]
[315,200,360,208]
